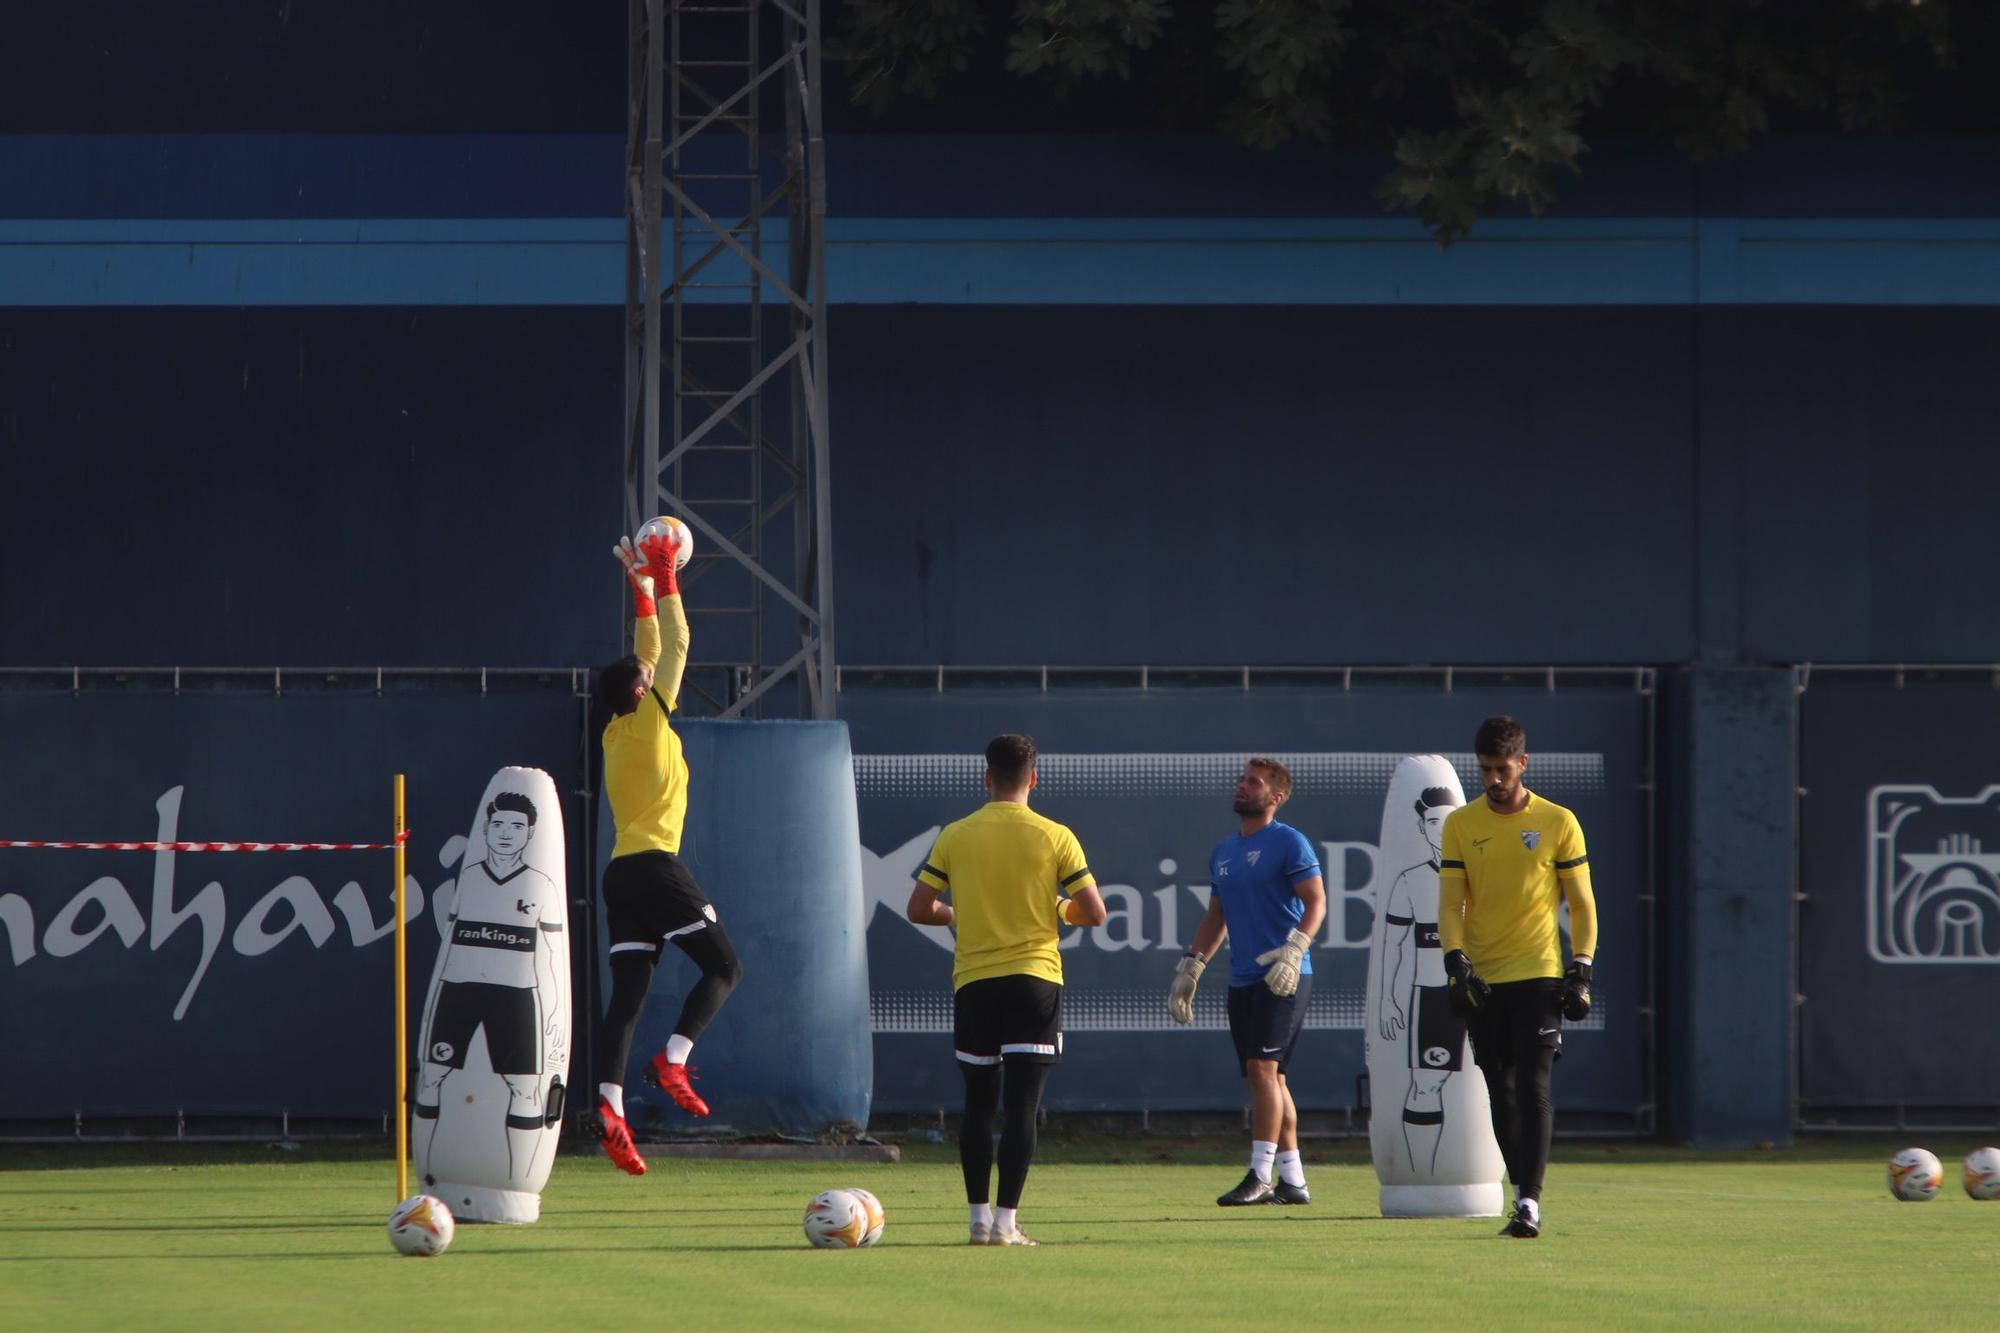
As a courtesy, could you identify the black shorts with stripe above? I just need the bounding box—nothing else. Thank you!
[1227,973,1312,1076]
[603,850,716,951]
[954,974,1063,1066]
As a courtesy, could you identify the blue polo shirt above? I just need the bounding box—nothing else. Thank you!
[1209,821,1322,987]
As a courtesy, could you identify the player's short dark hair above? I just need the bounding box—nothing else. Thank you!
[595,655,647,718]
[1247,757,1293,801]
[1474,715,1527,759]
[1415,786,1456,815]
[985,733,1038,788]
[487,791,538,824]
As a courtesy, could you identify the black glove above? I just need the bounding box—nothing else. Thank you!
[1562,958,1593,1022]
[1443,948,1489,1017]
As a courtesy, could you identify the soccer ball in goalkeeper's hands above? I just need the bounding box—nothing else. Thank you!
[387,1194,456,1256]
[1964,1147,2000,1200]
[1887,1148,1942,1202]
[637,515,695,570]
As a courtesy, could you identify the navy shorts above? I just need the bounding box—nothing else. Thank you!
[1227,973,1312,1075]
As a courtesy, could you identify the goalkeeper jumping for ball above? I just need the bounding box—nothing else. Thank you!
[589,525,744,1176]
[1168,758,1326,1206]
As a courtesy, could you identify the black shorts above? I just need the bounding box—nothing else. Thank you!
[1467,977,1564,1074]
[1227,974,1312,1076]
[603,850,716,951]
[427,981,538,1074]
[1410,984,1468,1073]
[954,974,1063,1066]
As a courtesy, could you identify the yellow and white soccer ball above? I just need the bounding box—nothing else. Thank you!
[1887,1147,1943,1202]
[637,515,695,570]
[803,1188,871,1249]
[1963,1146,2000,1200]
[387,1194,456,1256]
[846,1186,886,1247]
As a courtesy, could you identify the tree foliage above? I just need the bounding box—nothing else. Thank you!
[836,0,1961,241]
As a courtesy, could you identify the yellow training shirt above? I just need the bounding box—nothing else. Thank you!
[1437,791,1598,984]
[916,802,1096,990]
[602,597,692,858]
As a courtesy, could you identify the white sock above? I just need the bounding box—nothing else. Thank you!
[1276,1148,1306,1188]
[665,1033,694,1065]
[598,1083,624,1118]
[994,1206,1018,1235]
[969,1202,993,1229]
[1249,1140,1277,1185]
[1519,1197,1540,1221]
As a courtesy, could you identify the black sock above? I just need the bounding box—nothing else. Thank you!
[667,920,743,1043]
[996,1059,1051,1209]
[596,950,658,1090]
[960,1063,1002,1204]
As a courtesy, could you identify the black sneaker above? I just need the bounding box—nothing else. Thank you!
[1501,1201,1540,1238]
[1217,1172,1277,1206]
[1271,1180,1311,1205]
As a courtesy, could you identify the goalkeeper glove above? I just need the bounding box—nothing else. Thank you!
[1167,951,1205,1026]
[614,536,657,617]
[1443,948,1490,1017]
[1562,957,1593,1022]
[638,526,683,598]
[1255,928,1312,998]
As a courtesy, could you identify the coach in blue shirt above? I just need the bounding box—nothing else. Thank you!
[1168,758,1327,1205]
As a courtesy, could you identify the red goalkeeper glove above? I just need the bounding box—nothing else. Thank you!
[639,527,684,598]
[614,537,657,617]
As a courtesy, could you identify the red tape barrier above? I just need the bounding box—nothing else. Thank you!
[0,832,411,852]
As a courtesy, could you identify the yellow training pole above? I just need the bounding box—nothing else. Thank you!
[394,773,409,1202]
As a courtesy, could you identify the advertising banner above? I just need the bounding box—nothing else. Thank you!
[1799,680,2000,1106]
[842,686,1648,1116]
[0,690,583,1121]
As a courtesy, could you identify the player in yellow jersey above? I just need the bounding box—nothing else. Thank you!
[907,734,1108,1246]
[1437,716,1597,1239]
[588,527,743,1176]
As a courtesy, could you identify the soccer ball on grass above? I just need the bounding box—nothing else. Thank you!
[1963,1146,2000,1200]
[387,1194,456,1256]
[1887,1148,1942,1202]
[803,1188,872,1248]
[847,1186,886,1246]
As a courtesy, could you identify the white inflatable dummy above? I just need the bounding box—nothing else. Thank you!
[1363,754,1505,1217]
[413,766,571,1223]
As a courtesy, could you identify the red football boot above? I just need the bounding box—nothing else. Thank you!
[644,1053,711,1117]
[595,1097,647,1176]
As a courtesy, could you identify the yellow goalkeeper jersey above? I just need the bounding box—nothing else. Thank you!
[1437,791,1597,984]
[916,801,1096,990]
[603,597,692,858]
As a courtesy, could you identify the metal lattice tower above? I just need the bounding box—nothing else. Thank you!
[625,0,835,718]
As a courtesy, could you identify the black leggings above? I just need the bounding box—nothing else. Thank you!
[960,1059,1052,1209]
[596,921,744,1084]
[1480,1044,1556,1202]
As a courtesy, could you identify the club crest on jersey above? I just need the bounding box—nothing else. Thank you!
[1866,784,2000,964]
[1520,830,1542,850]
[1216,862,1231,877]
[1247,849,1262,866]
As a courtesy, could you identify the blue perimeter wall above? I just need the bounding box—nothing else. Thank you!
[6,126,2000,1146]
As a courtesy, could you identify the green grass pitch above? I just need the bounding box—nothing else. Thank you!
[3,1137,1993,1330]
